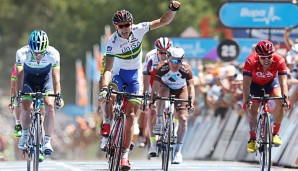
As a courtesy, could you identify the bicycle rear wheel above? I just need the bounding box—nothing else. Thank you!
[257,113,272,171]
[108,114,125,171]
[162,113,172,171]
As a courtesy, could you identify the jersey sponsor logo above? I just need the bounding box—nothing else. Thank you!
[142,23,148,27]
[112,35,117,44]
[255,71,274,78]
[107,46,113,52]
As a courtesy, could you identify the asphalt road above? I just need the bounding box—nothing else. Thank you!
[0,159,296,171]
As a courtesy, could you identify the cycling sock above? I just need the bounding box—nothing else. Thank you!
[44,135,52,144]
[157,116,163,124]
[16,120,21,125]
[249,131,256,140]
[121,148,129,159]
[150,137,156,146]
[175,143,183,153]
[139,128,143,137]
[273,124,280,135]
[22,129,29,135]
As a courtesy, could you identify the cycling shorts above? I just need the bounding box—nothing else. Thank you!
[111,67,143,104]
[250,77,280,97]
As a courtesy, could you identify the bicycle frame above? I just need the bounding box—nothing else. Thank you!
[248,92,287,171]
[17,91,59,171]
[153,94,191,171]
[104,86,149,171]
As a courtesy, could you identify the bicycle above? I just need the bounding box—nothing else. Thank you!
[247,89,288,171]
[16,91,61,171]
[151,93,191,171]
[103,85,149,171]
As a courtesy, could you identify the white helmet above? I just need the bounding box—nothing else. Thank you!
[167,47,185,59]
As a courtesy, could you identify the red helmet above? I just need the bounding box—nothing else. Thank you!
[255,40,275,56]
[155,37,172,51]
[112,10,133,25]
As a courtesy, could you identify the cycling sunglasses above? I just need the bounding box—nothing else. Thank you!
[158,51,167,55]
[258,55,272,60]
[32,51,46,57]
[169,58,182,64]
[117,23,131,29]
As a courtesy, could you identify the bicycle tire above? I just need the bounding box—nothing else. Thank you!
[33,113,41,171]
[27,126,33,171]
[257,113,272,171]
[162,112,172,171]
[109,114,126,171]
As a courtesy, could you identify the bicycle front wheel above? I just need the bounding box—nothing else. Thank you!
[257,113,272,171]
[109,114,126,171]
[33,113,41,171]
[162,113,172,171]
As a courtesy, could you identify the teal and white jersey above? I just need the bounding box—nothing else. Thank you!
[16,45,60,69]
[106,22,150,70]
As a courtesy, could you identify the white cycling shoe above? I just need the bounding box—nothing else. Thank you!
[148,144,158,157]
[100,137,108,151]
[18,133,29,150]
[172,152,183,164]
[42,141,54,157]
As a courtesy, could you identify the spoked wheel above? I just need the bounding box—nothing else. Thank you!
[108,115,125,171]
[33,113,41,171]
[26,149,32,171]
[257,113,272,171]
[162,115,172,171]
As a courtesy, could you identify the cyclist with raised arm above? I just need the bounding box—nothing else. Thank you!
[149,47,195,164]
[242,40,290,153]
[8,64,22,137]
[16,30,63,157]
[98,1,181,170]
[143,37,173,155]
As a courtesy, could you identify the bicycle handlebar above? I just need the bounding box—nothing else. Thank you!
[16,91,61,106]
[105,86,150,111]
[152,92,192,108]
[247,94,288,108]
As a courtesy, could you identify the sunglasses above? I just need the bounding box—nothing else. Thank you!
[117,23,131,29]
[170,59,182,64]
[259,55,272,60]
[158,51,167,55]
[32,51,46,57]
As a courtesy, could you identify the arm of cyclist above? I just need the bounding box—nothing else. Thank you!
[8,78,17,113]
[150,1,180,30]
[187,79,195,114]
[98,57,114,101]
[242,75,252,110]
[52,66,64,109]
[278,74,291,109]
[149,79,161,110]
[284,27,293,50]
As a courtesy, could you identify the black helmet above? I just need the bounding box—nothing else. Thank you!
[112,10,133,25]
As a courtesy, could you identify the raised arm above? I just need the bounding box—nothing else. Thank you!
[284,27,294,50]
[150,1,180,30]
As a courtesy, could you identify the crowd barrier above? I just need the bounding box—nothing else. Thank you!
[182,106,298,168]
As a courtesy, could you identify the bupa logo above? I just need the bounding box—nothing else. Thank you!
[255,71,273,78]
[240,6,281,25]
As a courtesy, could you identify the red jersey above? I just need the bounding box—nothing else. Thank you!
[243,53,287,86]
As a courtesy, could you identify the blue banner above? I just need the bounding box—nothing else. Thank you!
[171,38,219,58]
[219,2,298,28]
[234,38,262,63]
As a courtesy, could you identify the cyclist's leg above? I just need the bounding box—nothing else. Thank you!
[172,87,188,164]
[43,82,56,156]
[269,83,284,145]
[120,68,142,169]
[18,84,33,150]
